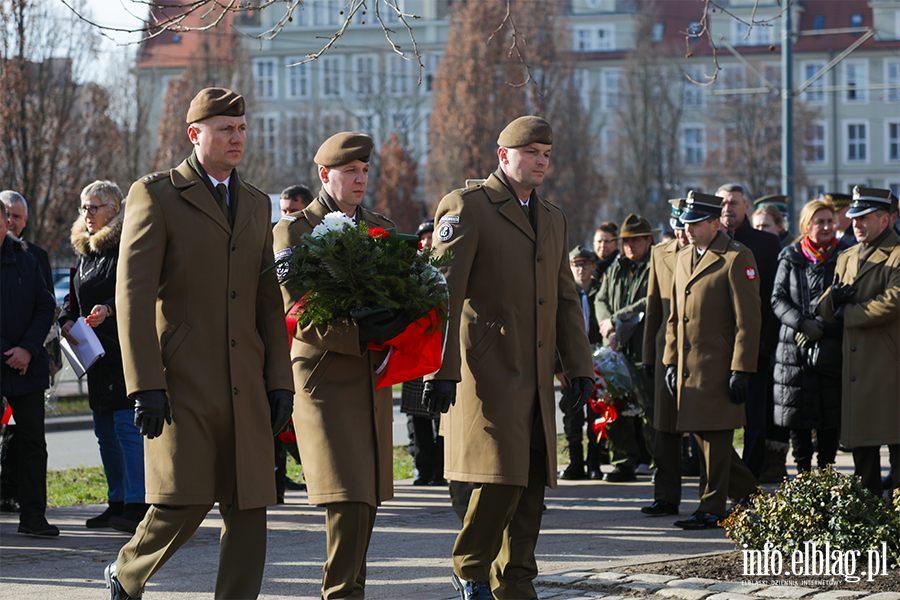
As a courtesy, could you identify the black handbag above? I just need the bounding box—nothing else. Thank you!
[806,336,842,378]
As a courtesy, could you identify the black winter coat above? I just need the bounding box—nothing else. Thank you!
[1,235,54,396]
[59,213,131,413]
[770,241,842,430]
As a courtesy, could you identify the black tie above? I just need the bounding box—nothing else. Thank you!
[521,202,531,228]
[215,183,230,224]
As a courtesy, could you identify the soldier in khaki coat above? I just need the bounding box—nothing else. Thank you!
[422,116,594,600]
[817,187,899,498]
[105,88,294,600]
[273,133,408,600]
[640,199,688,517]
[663,191,760,530]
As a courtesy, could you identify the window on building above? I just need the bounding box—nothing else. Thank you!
[683,67,706,106]
[390,111,412,146]
[384,0,402,23]
[388,54,413,95]
[573,25,614,51]
[802,62,825,103]
[285,60,309,99]
[354,55,377,96]
[720,64,746,90]
[312,0,341,26]
[423,52,442,93]
[804,122,826,164]
[288,115,311,164]
[256,115,278,163]
[732,22,773,47]
[684,127,705,164]
[602,68,619,110]
[846,122,867,162]
[321,56,343,97]
[812,15,825,30]
[806,183,826,201]
[763,64,781,89]
[652,23,665,42]
[356,113,376,137]
[253,59,277,100]
[850,13,863,28]
[322,113,344,138]
[889,183,900,199]
[843,61,868,102]
[886,59,900,103]
[888,121,900,162]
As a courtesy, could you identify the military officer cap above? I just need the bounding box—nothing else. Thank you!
[680,191,723,224]
[569,245,598,262]
[497,116,553,148]
[617,214,659,239]
[314,132,374,167]
[668,198,686,231]
[846,186,899,219]
[822,192,852,208]
[754,194,791,220]
[416,219,435,237]
[186,88,245,124]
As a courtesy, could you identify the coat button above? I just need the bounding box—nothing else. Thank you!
[536,256,542,262]
[231,339,236,347]
[685,290,691,296]
[233,387,239,394]
[850,346,856,351]
[538,341,543,348]
[231,244,236,251]
[683,317,689,323]
[684,344,690,350]
[231,291,236,298]
[539,298,545,305]
[850,376,856,382]
[683,372,689,378]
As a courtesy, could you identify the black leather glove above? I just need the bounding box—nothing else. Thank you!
[569,377,595,412]
[268,389,294,435]
[134,389,171,439]
[421,380,456,414]
[831,282,858,308]
[357,310,410,347]
[641,364,655,380]
[729,371,751,405]
[799,318,825,343]
[665,365,678,398]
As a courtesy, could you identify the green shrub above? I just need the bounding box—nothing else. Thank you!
[723,466,900,568]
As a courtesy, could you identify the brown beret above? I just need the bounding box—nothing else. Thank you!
[314,132,374,167]
[497,116,553,148]
[186,88,245,124]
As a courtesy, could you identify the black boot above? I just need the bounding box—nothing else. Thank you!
[86,501,124,528]
[109,503,149,535]
[560,441,586,480]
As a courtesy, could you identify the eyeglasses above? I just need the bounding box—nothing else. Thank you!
[79,204,111,216]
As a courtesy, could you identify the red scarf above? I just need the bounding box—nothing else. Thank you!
[800,235,837,264]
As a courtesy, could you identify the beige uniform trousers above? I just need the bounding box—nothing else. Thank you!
[116,490,266,599]
[322,501,377,600]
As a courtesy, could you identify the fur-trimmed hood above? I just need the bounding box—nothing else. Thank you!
[70,209,124,257]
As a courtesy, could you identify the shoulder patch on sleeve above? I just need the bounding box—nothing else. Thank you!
[280,215,297,222]
[745,267,757,281]
[439,215,460,224]
[142,171,169,183]
[436,222,455,242]
[274,248,292,279]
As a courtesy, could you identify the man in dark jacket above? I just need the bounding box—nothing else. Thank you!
[594,214,656,482]
[0,201,58,537]
[0,191,52,292]
[718,183,781,479]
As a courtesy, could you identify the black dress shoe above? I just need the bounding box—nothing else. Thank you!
[284,477,306,491]
[0,497,21,513]
[674,511,721,530]
[603,465,637,482]
[413,476,430,486]
[451,572,493,600]
[105,562,140,599]
[559,464,587,480]
[429,477,448,486]
[588,469,604,480]
[86,501,125,528]
[641,500,679,516]
[109,503,149,535]
[18,514,60,537]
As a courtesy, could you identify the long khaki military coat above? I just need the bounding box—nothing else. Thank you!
[272,195,395,507]
[116,159,293,510]
[817,229,900,447]
[663,232,761,432]
[429,173,593,488]
[642,239,680,433]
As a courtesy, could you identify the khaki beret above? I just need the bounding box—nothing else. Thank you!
[314,132,374,167]
[185,88,245,124]
[497,116,553,148]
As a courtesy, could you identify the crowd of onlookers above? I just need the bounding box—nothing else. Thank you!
[552,183,898,530]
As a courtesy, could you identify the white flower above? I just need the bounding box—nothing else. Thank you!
[311,211,355,239]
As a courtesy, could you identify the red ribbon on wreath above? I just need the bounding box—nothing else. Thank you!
[590,402,618,442]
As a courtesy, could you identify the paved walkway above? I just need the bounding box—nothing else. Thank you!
[2,449,894,600]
